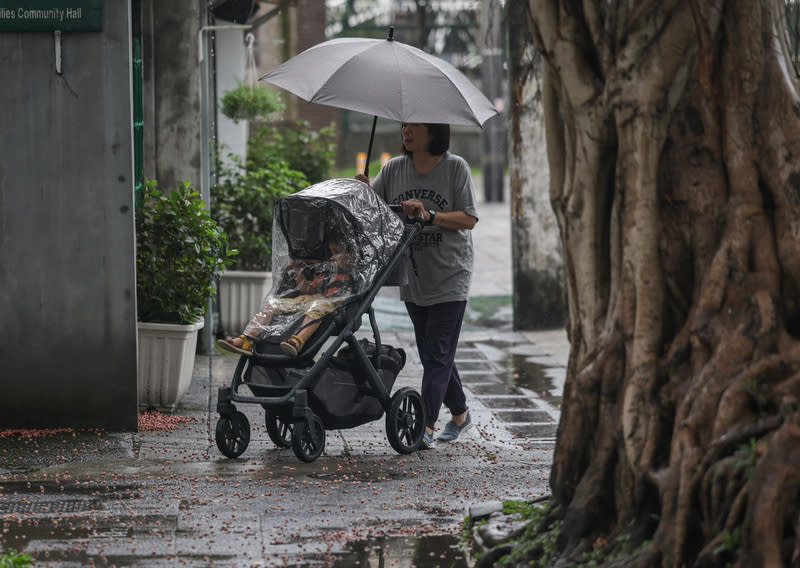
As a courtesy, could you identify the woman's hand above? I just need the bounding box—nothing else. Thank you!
[400,198,425,220]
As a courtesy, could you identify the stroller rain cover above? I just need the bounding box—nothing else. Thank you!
[248,178,405,339]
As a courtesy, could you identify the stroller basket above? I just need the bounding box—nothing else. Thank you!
[307,339,405,430]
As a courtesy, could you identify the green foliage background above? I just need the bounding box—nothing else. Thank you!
[212,157,306,271]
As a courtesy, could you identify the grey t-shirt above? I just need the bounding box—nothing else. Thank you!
[372,152,478,306]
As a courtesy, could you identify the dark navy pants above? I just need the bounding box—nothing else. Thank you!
[405,300,469,430]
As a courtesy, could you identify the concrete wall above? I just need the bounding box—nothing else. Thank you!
[0,2,138,428]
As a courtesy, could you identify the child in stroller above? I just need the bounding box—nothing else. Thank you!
[217,227,358,358]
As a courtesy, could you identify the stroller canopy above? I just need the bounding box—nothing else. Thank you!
[271,178,405,296]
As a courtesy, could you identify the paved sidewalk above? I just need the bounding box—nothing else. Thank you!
[0,185,571,567]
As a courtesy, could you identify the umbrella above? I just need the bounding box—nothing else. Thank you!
[260,26,499,176]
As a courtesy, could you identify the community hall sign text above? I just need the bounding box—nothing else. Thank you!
[0,0,102,32]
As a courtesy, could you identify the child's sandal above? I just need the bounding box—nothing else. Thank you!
[215,334,255,357]
[280,335,305,357]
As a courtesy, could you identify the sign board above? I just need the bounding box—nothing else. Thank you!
[0,0,102,32]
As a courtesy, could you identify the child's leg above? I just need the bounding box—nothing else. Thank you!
[218,303,275,354]
[279,297,333,356]
[294,317,321,344]
[242,303,275,338]
[279,316,321,356]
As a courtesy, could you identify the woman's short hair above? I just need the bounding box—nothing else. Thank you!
[402,123,450,156]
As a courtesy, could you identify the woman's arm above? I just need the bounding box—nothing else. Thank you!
[400,198,477,230]
[426,209,477,230]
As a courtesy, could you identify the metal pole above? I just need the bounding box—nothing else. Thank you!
[198,23,251,353]
[197,24,251,205]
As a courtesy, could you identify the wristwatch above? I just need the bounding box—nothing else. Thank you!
[427,209,437,225]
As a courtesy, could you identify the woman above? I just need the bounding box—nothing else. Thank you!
[356,122,477,449]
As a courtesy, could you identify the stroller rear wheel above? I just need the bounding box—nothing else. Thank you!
[386,387,425,454]
[292,412,325,462]
[215,411,251,458]
[265,410,294,448]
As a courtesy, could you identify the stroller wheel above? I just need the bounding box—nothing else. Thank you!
[215,411,251,459]
[265,410,293,448]
[291,412,325,463]
[386,387,426,454]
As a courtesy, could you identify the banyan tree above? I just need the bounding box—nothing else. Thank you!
[502,0,800,566]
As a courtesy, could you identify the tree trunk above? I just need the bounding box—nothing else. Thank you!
[481,0,507,203]
[511,1,800,566]
[507,0,568,330]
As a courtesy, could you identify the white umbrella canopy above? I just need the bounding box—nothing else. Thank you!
[260,27,500,174]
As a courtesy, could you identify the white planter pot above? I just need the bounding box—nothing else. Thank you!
[137,320,204,411]
[218,270,272,336]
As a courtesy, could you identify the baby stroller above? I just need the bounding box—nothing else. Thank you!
[214,178,426,462]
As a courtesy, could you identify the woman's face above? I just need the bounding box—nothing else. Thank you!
[401,123,431,154]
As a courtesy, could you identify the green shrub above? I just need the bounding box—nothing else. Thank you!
[249,119,336,185]
[0,551,32,568]
[211,157,306,271]
[136,180,235,324]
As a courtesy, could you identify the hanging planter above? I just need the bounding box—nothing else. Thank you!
[220,80,283,123]
[219,34,284,124]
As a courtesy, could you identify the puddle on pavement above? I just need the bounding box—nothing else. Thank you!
[474,339,562,409]
[463,339,562,440]
[495,410,553,422]
[310,469,404,483]
[507,353,562,408]
[2,525,472,568]
[322,533,472,568]
[0,521,233,566]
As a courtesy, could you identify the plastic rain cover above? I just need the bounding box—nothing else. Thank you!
[244,178,405,340]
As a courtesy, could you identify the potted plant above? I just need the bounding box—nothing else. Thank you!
[136,179,234,410]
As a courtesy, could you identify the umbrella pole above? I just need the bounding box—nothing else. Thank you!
[364,115,377,177]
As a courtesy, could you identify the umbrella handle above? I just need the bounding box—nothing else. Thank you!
[364,115,377,177]
[364,26,391,177]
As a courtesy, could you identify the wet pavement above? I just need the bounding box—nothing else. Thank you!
[0,196,571,567]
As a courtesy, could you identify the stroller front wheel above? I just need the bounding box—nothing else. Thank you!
[386,387,426,454]
[215,411,251,459]
[292,412,325,463]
